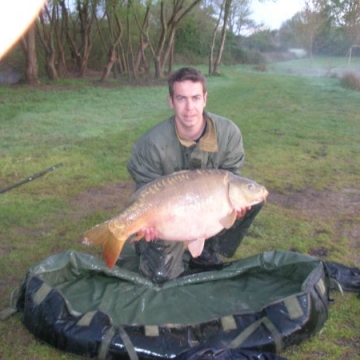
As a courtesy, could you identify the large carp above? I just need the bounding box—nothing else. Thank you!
[82,169,268,268]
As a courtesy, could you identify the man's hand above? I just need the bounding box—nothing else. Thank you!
[135,227,158,242]
[236,206,251,219]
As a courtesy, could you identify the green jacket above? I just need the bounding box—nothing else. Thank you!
[127,111,244,189]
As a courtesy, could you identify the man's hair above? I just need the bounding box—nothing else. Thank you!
[168,67,207,98]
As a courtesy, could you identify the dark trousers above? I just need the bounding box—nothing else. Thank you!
[136,202,264,283]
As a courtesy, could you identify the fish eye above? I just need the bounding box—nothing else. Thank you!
[247,183,255,191]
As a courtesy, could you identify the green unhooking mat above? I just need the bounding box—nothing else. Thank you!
[14,249,330,359]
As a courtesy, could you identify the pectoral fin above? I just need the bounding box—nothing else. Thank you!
[219,211,237,229]
[187,238,205,258]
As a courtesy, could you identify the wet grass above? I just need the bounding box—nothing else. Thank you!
[0,63,359,359]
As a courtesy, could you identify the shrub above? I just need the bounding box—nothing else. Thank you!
[340,72,360,91]
[254,63,267,72]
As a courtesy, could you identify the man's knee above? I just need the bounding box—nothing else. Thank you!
[137,240,185,283]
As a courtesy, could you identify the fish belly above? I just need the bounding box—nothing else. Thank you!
[153,196,232,242]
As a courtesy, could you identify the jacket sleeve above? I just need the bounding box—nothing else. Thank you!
[127,137,164,190]
[218,121,245,174]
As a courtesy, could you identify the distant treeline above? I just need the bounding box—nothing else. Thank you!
[1,0,358,84]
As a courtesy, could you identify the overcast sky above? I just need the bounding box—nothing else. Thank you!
[250,0,305,30]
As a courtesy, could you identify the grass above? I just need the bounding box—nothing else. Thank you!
[0,62,359,359]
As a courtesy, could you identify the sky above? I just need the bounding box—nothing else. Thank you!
[250,0,305,30]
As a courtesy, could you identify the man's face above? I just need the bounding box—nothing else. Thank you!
[168,80,207,131]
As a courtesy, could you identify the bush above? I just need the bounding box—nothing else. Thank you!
[340,72,360,91]
[243,49,266,65]
[253,63,267,72]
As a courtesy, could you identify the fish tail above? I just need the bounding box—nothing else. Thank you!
[82,222,110,245]
[82,222,127,269]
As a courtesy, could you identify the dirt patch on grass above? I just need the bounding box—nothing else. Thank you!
[71,181,136,220]
[269,187,360,218]
[269,187,360,263]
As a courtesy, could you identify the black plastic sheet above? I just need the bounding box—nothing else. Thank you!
[325,261,360,294]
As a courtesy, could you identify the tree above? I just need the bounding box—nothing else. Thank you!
[327,0,360,45]
[36,2,60,80]
[21,23,39,85]
[209,0,232,75]
[228,0,253,35]
[5,0,280,82]
[125,0,137,80]
[60,0,97,76]
[132,1,151,74]
[209,0,258,74]
[175,8,213,59]
[279,16,301,49]
[295,0,328,58]
[279,5,355,55]
[96,0,126,82]
[152,0,202,78]
[209,0,224,74]
[243,28,280,52]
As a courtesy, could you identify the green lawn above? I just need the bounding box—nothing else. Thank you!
[0,63,359,359]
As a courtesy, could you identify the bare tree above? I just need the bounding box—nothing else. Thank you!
[228,0,252,35]
[209,0,232,75]
[132,2,151,74]
[21,23,39,85]
[324,0,360,62]
[209,0,224,75]
[126,0,137,80]
[333,0,360,45]
[55,2,69,78]
[296,0,327,59]
[150,0,202,78]
[97,0,126,82]
[37,2,59,80]
[60,0,97,76]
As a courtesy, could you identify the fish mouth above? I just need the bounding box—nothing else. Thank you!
[263,188,269,203]
[252,188,269,205]
[244,189,269,207]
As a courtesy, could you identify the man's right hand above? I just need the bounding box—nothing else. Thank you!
[134,227,158,242]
